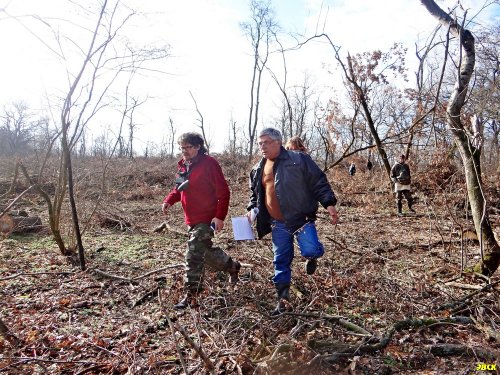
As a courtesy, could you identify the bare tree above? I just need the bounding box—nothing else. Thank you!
[241,0,278,159]
[12,0,169,269]
[168,117,176,158]
[227,116,238,157]
[420,0,499,276]
[189,91,210,153]
[126,96,148,159]
[467,25,500,165]
[0,101,34,155]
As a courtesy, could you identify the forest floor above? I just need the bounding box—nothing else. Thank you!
[0,156,499,374]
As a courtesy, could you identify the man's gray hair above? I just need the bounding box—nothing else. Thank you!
[259,127,282,143]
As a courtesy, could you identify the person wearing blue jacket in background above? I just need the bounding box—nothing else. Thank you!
[247,128,339,315]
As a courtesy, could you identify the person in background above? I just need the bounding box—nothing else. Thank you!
[390,154,415,215]
[366,159,373,172]
[162,132,241,309]
[285,136,307,152]
[349,162,356,176]
[248,128,338,315]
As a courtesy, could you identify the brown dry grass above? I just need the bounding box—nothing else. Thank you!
[0,155,499,374]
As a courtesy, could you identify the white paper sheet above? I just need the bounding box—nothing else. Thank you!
[231,216,255,241]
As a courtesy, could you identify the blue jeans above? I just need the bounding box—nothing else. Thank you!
[271,220,324,284]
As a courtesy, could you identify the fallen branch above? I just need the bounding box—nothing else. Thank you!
[0,185,33,219]
[132,264,184,281]
[152,221,167,233]
[437,279,500,311]
[444,281,482,290]
[166,315,189,375]
[173,320,215,372]
[132,286,160,307]
[92,269,133,283]
[91,266,184,284]
[308,316,474,363]
[283,311,371,336]
[0,271,74,281]
[430,343,499,361]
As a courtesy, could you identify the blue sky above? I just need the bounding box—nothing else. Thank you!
[0,0,498,153]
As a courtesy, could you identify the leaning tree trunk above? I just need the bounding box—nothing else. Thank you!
[420,0,500,276]
[345,54,392,178]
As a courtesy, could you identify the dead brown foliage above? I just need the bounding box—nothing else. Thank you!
[0,156,499,374]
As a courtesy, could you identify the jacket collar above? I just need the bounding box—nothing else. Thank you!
[178,153,205,170]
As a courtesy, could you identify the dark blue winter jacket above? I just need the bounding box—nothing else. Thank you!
[248,147,337,239]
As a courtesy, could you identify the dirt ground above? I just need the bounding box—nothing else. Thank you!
[0,156,499,374]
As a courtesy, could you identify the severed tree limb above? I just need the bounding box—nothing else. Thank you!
[92,268,134,283]
[132,264,184,281]
[437,279,500,311]
[132,286,160,307]
[283,311,371,336]
[430,343,499,361]
[308,316,474,364]
[91,265,184,284]
[173,320,215,372]
[444,281,482,290]
[166,315,189,375]
[0,185,33,219]
[152,221,167,233]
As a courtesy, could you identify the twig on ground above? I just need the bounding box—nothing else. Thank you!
[132,265,184,281]
[282,311,371,336]
[92,268,133,283]
[0,271,74,281]
[174,320,215,372]
[166,315,189,375]
[132,286,160,307]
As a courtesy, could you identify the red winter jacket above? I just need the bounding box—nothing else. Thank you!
[163,154,230,226]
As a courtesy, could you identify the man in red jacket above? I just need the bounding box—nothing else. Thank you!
[162,133,240,309]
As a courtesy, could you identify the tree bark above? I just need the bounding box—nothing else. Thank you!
[345,54,392,178]
[0,214,42,234]
[420,0,499,275]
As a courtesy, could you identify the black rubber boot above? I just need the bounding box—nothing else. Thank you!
[408,200,415,213]
[397,201,403,215]
[173,290,195,310]
[305,258,317,275]
[271,283,290,316]
[226,258,241,284]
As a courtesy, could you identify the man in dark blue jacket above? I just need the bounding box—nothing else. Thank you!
[248,128,339,315]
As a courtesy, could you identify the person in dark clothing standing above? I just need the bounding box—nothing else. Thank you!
[162,132,241,309]
[349,162,356,176]
[390,154,415,215]
[248,128,339,315]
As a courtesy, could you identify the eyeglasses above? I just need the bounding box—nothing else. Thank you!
[179,145,195,151]
[258,140,276,148]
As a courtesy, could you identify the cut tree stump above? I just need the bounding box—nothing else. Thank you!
[0,213,43,235]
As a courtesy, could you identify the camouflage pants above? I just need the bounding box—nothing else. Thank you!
[184,223,231,292]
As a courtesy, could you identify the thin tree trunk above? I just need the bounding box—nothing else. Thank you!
[420,0,499,275]
[62,123,85,270]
